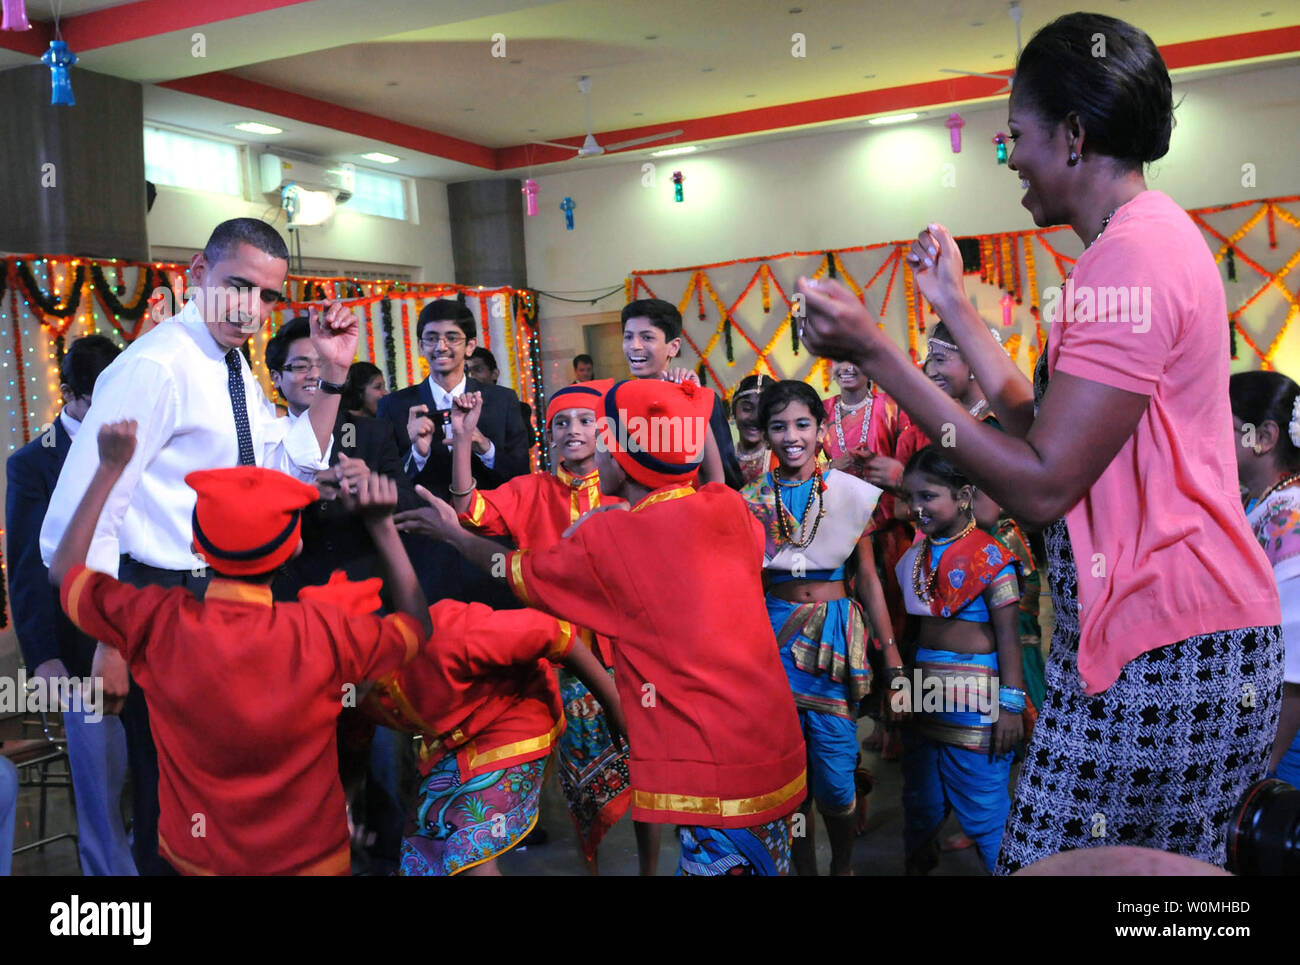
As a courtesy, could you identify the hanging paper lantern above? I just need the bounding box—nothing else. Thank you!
[672,171,684,203]
[41,40,77,106]
[2,0,30,30]
[560,196,575,230]
[992,132,1008,164]
[946,113,965,153]
[522,178,539,217]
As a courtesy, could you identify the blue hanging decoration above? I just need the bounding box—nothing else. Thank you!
[672,171,684,203]
[560,196,576,230]
[992,132,1008,164]
[41,40,77,106]
[1225,247,1237,282]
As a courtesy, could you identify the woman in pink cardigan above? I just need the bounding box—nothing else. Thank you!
[798,12,1282,873]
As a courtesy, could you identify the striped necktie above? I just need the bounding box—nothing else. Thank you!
[225,349,256,466]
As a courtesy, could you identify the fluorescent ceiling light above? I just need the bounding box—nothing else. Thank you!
[361,152,401,164]
[650,145,697,157]
[867,112,920,126]
[231,121,283,135]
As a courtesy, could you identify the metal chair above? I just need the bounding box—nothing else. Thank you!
[2,709,78,857]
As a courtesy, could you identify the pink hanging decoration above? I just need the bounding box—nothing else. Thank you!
[1,0,30,31]
[1000,291,1014,327]
[522,178,539,217]
[946,113,964,153]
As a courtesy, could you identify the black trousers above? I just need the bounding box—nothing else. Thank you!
[115,556,211,876]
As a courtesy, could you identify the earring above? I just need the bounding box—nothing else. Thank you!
[968,373,976,381]
[1068,151,1079,165]
[1254,444,1264,455]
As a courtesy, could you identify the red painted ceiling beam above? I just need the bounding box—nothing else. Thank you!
[66,0,319,53]
[161,72,498,169]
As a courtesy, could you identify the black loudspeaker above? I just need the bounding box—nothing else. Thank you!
[957,237,982,274]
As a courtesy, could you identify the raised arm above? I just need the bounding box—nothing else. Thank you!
[305,300,359,456]
[449,392,483,515]
[797,277,1148,529]
[345,469,432,640]
[907,225,1036,438]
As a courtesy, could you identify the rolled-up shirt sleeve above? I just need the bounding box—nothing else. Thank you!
[257,400,332,482]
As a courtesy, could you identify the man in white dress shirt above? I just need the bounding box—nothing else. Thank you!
[38,217,360,874]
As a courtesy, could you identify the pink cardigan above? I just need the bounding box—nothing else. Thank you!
[1046,190,1279,693]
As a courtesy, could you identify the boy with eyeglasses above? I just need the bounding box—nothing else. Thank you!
[377,299,529,612]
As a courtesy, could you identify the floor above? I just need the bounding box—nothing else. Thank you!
[6,716,1000,877]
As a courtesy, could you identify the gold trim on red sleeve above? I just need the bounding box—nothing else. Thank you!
[391,613,422,665]
[63,566,95,633]
[551,621,576,660]
[461,489,489,528]
[507,550,532,605]
[204,580,274,608]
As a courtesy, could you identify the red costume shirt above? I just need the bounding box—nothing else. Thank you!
[61,564,421,876]
[504,483,806,829]
[366,601,580,779]
[461,465,620,664]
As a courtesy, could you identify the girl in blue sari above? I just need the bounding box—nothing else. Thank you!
[894,446,1026,873]
[741,380,901,876]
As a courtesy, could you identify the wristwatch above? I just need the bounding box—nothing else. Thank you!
[318,379,345,395]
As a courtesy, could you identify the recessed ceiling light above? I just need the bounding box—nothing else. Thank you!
[464,107,475,112]
[527,128,537,132]
[702,66,715,72]
[231,121,282,135]
[971,20,984,26]
[830,44,843,50]
[509,58,522,64]
[789,6,802,13]
[361,152,400,164]
[992,53,1004,59]
[745,93,756,98]
[386,81,398,87]
[867,112,920,126]
[1261,9,1273,15]
[645,34,658,40]
[651,145,697,157]
[863,73,876,79]
[633,111,643,116]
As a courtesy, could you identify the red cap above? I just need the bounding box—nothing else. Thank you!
[546,378,613,426]
[186,467,319,576]
[598,379,714,489]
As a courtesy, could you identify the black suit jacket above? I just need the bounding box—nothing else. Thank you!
[272,411,420,601]
[5,415,96,677]
[377,376,531,500]
[376,377,528,608]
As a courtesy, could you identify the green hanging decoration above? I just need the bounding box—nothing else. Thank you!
[1229,319,1239,360]
[53,332,66,372]
[1225,247,1237,282]
[826,252,838,279]
[696,361,707,386]
[723,315,735,363]
[791,309,800,356]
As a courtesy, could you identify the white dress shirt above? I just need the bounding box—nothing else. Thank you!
[59,410,82,439]
[40,300,331,575]
[407,374,496,473]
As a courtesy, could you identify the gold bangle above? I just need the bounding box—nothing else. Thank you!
[448,481,477,498]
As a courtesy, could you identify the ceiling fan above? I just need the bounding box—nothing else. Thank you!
[939,1,1023,94]
[530,75,684,158]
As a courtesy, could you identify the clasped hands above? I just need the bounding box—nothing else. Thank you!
[406,392,490,459]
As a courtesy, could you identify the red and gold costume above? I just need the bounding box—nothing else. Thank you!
[820,388,913,638]
[62,564,421,876]
[505,480,806,828]
[365,602,579,778]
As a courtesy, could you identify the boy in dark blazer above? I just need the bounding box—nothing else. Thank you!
[377,300,530,606]
[5,334,136,875]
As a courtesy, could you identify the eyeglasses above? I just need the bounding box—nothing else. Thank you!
[419,333,467,347]
[281,360,322,375]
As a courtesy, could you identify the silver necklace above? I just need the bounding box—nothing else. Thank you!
[834,391,873,454]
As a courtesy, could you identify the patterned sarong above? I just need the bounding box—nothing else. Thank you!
[398,753,546,876]
[677,817,792,876]
[555,666,633,861]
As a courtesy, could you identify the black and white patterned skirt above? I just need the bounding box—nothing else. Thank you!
[995,546,1284,872]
